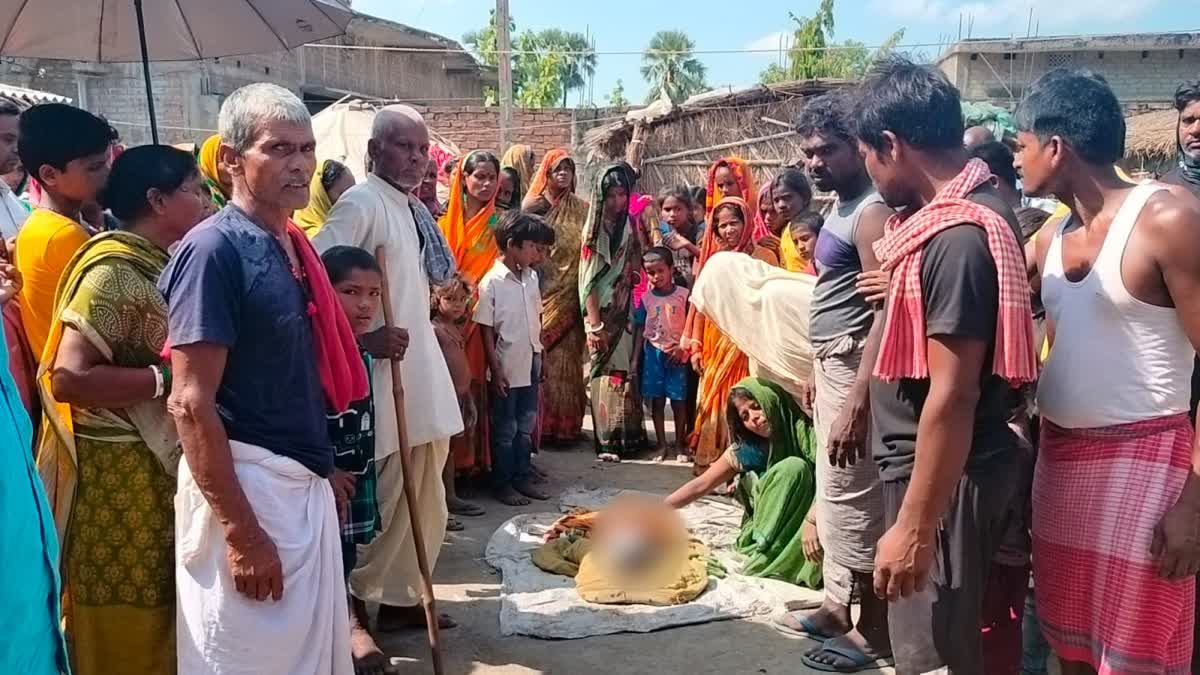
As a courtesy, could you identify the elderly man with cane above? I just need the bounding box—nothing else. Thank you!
[313,105,463,665]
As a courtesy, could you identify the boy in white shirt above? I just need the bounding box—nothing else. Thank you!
[474,212,556,506]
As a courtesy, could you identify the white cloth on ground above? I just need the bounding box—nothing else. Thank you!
[812,336,884,574]
[690,251,815,389]
[349,439,450,606]
[175,440,351,675]
[313,175,463,458]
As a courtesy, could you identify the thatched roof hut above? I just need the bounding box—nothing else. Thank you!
[1124,108,1178,175]
[582,79,854,195]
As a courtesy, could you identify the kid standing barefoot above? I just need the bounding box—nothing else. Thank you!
[632,246,692,462]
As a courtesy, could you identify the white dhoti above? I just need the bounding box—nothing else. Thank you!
[812,336,884,577]
[349,439,450,606]
[175,441,352,675]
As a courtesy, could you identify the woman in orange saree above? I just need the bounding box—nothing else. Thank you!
[525,148,590,445]
[438,151,501,477]
[705,157,757,222]
[684,196,775,472]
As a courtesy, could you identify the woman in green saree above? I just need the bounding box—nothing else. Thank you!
[36,145,209,675]
[665,376,822,589]
[579,162,647,460]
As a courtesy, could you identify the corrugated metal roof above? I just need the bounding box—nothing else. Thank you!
[0,83,71,106]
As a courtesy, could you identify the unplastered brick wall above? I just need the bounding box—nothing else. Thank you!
[421,106,574,159]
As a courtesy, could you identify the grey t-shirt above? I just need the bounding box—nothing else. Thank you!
[809,190,885,343]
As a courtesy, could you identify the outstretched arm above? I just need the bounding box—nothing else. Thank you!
[665,454,738,509]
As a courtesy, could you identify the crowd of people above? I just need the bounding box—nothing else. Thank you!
[2,54,1200,675]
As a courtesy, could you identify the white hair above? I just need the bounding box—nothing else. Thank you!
[218,83,310,153]
[370,104,426,140]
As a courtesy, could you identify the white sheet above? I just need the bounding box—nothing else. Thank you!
[175,441,352,675]
[484,487,820,640]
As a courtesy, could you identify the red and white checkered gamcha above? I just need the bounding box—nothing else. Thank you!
[1033,413,1196,674]
[871,158,1037,384]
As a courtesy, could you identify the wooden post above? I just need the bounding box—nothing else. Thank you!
[496,0,513,151]
[374,246,444,675]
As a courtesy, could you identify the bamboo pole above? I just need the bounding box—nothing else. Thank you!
[374,245,444,675]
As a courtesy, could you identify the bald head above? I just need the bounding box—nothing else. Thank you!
[963,125,996,149]
[369,104,430,190]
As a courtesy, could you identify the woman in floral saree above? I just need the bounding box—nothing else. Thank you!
[525,148,589,446]
[36,146,208,675]
[579,162,647,460]
[438,151,501,478]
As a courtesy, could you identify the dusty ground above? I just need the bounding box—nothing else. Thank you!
[374,438,895,675]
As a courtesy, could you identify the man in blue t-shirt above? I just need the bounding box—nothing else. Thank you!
[161,83,354,674]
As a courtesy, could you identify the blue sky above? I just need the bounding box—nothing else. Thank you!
[354,0,1189,104]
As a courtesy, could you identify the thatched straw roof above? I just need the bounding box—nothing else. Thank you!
[1124,108,1177,162]
[582,78,854,194]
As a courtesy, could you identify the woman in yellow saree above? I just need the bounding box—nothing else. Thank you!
[36,146,208,675]
[501,143,536,194]
[683,196,769,472]
[197,134,231,209]
[438,150,501,475]
[294,158,355,237]
[525,148,589,445]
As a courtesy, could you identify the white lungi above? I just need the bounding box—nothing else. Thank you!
[176,441,351,675]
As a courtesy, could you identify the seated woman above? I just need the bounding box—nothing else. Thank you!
[665,377,821,589]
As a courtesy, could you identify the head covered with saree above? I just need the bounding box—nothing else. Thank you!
[501,143,536,193]
[695,195,755,278]
[294,158,351,237]
[439,150,501,283]
[705,157,757,221]
[726,377,815,469]
[752,181,776,242]
[578,161,640,377]
[198,133,229,207]
[523,147,575,208]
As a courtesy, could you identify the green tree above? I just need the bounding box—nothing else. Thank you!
[465,17,598,108]
[641,30,708,104]
[534,29,597,106]
[757,0,904,83]
[607,79,630,107]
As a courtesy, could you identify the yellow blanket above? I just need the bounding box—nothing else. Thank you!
[532,536,711,606]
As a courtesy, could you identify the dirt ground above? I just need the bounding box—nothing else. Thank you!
[374,439,895,675]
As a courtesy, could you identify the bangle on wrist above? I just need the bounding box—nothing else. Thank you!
[585,321,605,335]
[149,364,165,399]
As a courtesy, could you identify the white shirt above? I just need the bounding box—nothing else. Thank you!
[313,174,463,457]
[474,258,543,388]
[0,182,28,239]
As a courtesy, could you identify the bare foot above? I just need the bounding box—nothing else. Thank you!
[494,486,531,506]
[446,516,464,532]
[376,604,458,633]
[351,624,396,675]
[529,463,549,484]
[514,480,550,501]
[447,496,485,517]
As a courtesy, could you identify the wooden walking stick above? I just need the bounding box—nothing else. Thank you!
[374,245,444,675]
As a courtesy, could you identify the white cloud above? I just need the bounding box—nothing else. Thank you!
[746,31,794,54]
[873,0,1159,31]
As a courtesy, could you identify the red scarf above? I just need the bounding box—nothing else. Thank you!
[872,158,1037,384]
[287,221,369,413]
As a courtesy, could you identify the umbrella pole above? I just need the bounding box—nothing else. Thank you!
[132,0,159,144]
[373,245,444,675]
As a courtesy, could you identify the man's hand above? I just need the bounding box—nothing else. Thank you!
[1151,498,1200,579]
[490,375,510,399]
[873,520,936,601]
[330,469,356,527]
[826,391,869,468]
[360,327,409,361]
[801,518,823,563]
[0,263,22,306]
[226,526,284,602]
[856,269,891,305]
[758,233,782,254]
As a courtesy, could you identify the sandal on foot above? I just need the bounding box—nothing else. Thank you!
[770,611,844,641]
[800,637,894,673]
[446,517,465,532]
[448,501,486,517]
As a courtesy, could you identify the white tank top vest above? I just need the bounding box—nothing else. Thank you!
[1037,183,1195,428]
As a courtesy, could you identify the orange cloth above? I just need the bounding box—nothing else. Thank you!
[15,209,90,359]
[705,158,757,223]
[438,155,500,473]
[523,148,574,208]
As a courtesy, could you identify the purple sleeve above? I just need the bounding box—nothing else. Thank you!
[158,226,243,348]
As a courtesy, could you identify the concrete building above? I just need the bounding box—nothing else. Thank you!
[0,11,496,145]
[937,32,1200,110]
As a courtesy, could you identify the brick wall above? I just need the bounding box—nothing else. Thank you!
[946,48,1200,106]
[420,106,622,163]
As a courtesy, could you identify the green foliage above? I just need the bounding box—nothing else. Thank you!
[464,14,597,108]
[757,0,904,84]
[641,30,708,104]
[607,79,630,107]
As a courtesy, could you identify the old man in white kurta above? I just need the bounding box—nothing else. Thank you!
[313,105,463,636]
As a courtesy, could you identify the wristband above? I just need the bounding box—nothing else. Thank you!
[161,363,172,396]
[149,365,165,399]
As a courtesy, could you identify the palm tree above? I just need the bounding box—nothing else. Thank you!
[641,30,708,104]
[534,29,597,107]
